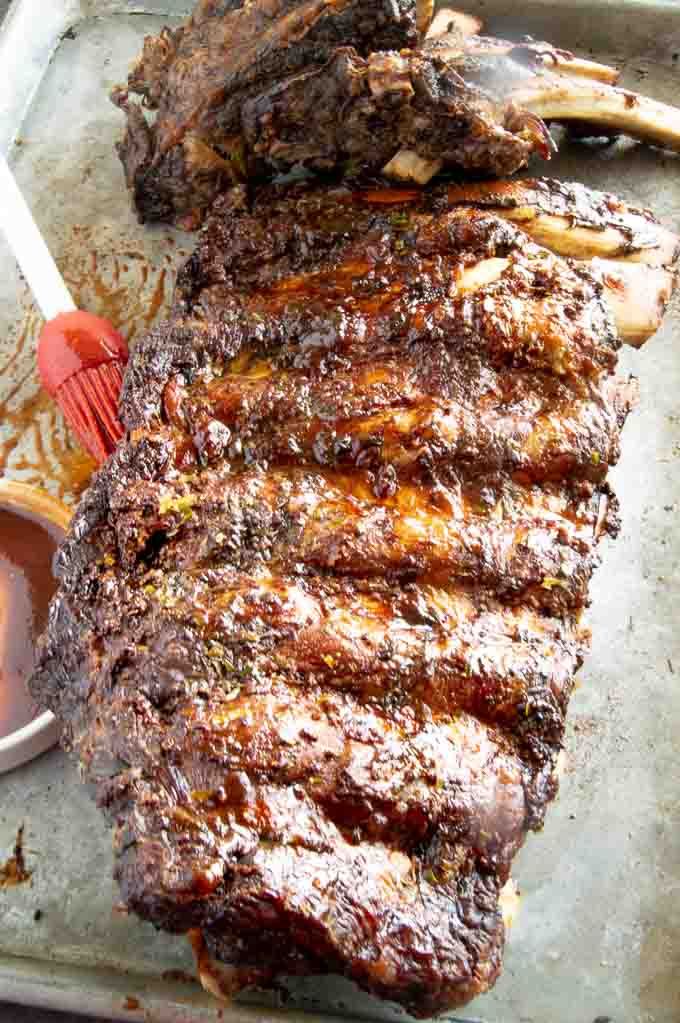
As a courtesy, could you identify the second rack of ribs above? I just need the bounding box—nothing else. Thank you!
[32,180,675,1015]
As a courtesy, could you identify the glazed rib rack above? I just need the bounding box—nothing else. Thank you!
[31,176,678,1015]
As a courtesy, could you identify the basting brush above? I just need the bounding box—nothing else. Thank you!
[0,152,128,464]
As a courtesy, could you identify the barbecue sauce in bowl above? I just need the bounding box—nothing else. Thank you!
[0,491,66,740]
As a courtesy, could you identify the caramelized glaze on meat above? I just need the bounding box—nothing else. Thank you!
[31,179,677,1016]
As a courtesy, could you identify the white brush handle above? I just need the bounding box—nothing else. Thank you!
[0,152,76,322]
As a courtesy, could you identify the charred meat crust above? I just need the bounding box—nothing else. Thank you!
[110,2,569,228]
[112,0,421,228]
[239,46,551,178]
[31,182,675,1017]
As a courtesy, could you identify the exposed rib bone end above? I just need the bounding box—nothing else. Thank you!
[456,257,510,293]
[509,212,680,267]
[552,55,620,85]
[383,149,443,184]
[443,213,676,348]
[445,180,680,267]
[596,260,677,346]
[521,74,680,156]
[437,35,618,86]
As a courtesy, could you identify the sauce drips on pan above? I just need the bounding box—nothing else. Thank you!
[0,504,63,738]
[0,232,180,503]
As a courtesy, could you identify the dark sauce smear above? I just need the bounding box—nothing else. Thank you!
[0,505,63,739]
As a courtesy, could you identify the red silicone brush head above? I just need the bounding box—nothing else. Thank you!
[38,310,128,395]
[37,310,129,463]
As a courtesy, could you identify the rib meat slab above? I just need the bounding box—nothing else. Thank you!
[31,179,678,1016]
[112,0,680,227]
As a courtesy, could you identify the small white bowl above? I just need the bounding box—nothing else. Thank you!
[0,480,71,774]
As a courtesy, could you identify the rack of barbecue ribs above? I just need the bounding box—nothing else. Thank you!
[112,0,680,227]
[31,178,678,1016]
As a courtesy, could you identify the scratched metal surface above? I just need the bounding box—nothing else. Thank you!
[0,2,678,1022]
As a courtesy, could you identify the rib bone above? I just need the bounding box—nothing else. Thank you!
[382,149,443,184]
[445,179,680,267]
[451,35,621,85]
[443,201,676,343]
[382,37,680,186]
[519,75,680,154]
[549,56,620,85]
[593,260,677,347]
[441,181,678,344]
[447,233,674,348]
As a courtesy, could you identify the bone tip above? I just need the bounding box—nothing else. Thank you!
[383,149,444,185]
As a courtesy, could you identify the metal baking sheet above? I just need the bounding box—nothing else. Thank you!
[0,1,678,1021]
